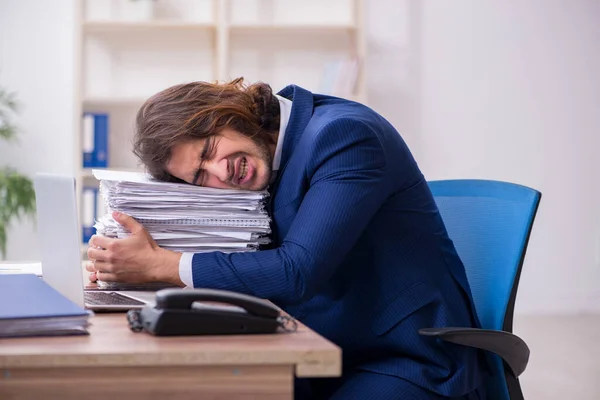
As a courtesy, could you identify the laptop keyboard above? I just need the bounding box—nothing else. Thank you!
[85,291,146,306]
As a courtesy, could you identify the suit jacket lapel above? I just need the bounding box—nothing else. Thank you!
[275,85,315,182]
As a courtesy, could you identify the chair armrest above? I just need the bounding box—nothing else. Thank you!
[418,327,530,377]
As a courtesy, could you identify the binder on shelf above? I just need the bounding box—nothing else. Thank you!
[82,186,97,244]
[82,113,95,168]
[94,113,109,167]
[81,112,109,169]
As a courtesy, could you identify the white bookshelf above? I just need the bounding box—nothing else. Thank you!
[75,0,366,255]
[83,21,216,32]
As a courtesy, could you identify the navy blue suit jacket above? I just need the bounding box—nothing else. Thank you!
[191,85,485,397]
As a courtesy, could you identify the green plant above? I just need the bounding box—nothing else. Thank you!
[0,86,36,259]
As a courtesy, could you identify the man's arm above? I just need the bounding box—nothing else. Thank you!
[189,119,392,304]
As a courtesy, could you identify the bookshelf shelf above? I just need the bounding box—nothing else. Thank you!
[83,21,216,34]
[229,24,358,35]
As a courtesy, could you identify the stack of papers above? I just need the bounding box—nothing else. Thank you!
[92,169,271,279]
[93,169,271,253]
[0,262,43,277]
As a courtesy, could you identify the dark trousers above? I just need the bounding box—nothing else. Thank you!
[296,371,485,400]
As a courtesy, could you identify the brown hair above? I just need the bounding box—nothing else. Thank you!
[133,77,281,182]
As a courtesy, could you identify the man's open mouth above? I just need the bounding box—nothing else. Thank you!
[238,157,248,182]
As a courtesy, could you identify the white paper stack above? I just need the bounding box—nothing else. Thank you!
[93,170,271,290]
[92,170,272,255]
[92,169,272,290]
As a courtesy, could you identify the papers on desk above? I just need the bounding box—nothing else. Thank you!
[0,262,43,276]
[92,169,272,288]
[0,274,90,338]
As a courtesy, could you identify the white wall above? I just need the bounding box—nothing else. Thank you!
[364,0,419,150]
[414,0,600,314]
[0,0,78,260]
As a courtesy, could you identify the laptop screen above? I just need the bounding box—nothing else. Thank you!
[33,174,86,307]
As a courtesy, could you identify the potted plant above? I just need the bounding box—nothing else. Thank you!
[0,86,36,259]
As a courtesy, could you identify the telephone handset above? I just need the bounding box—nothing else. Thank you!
[127,288,297,336]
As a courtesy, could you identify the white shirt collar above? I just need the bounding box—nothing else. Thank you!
[273,94,292,171]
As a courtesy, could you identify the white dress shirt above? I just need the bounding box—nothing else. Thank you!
[178,95,293,287]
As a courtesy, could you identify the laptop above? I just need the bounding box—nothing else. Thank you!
[34,173,156,311]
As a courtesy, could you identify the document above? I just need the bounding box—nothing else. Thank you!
[0,262,43,276]
[92,169,272,288]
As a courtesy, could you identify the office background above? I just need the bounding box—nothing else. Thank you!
[1,1,599,397]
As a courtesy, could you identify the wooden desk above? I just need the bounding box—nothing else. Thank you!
[0,314,341,400]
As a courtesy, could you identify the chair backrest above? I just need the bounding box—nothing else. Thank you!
[428,179,541,400]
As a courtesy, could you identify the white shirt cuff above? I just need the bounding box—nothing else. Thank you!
[178,252,195,287]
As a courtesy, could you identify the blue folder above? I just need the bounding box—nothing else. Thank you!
[0,274,90,337]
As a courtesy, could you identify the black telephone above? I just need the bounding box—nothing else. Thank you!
[126,288,297,336]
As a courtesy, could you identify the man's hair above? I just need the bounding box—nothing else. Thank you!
[133,77,281,182]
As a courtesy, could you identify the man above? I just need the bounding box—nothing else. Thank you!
[86,78,487,399]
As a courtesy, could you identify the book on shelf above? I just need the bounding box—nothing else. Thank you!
[81,184,106,244]
[82,112,109,169]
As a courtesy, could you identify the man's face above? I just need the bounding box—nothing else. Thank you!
[166,128,274,191]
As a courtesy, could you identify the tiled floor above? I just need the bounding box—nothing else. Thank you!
[513,314,600,400]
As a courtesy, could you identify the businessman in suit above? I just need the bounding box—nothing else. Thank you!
[86,78,487,399]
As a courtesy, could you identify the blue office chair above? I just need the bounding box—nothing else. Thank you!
[420,179,541,400]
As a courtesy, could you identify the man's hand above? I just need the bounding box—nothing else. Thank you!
[85,211,184,286]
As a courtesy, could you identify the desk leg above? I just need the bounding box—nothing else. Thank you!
[0,365,293,400]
